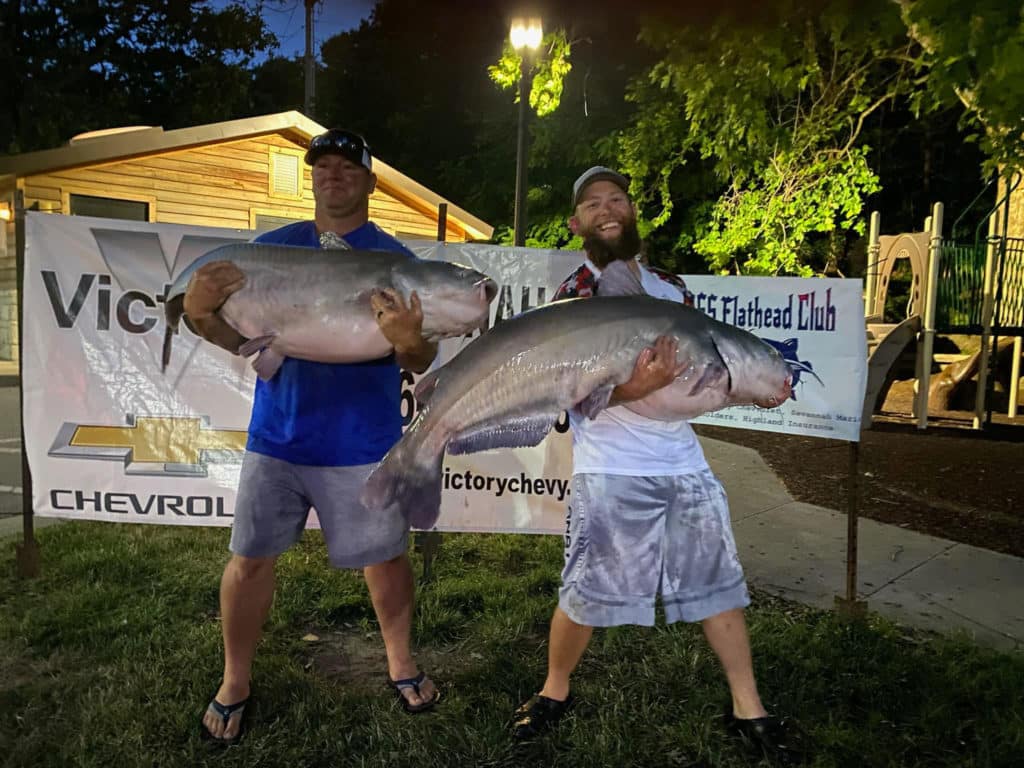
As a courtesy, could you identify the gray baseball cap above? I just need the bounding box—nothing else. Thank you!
[572,166,629,207]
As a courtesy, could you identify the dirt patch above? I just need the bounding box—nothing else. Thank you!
[302,627,467,691]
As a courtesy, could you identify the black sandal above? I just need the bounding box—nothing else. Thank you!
[723,705,803,764]
[386,671,440,714]
[200,696,249,746]
[511,693,575,740]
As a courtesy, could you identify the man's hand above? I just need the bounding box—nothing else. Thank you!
[611,335,685,405]
[371,288,437,373]
[183,261,245,320]
[182,261,247,353]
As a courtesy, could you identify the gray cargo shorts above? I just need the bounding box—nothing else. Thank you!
[229,451,409,569]
[558,469,750,627]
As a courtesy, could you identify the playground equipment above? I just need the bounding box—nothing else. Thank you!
[863,177,1024,429]
[861,209,934,428]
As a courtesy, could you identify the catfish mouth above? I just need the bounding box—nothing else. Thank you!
[708,332,793,409]
[419,279,495,340]
[752,374,793,409]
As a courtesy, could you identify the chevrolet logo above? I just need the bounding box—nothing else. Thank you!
[49,416,247,477]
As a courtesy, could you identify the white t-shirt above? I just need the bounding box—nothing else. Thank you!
[567,257,709,477]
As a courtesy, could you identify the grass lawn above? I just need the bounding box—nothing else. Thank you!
[1,521,1022,767]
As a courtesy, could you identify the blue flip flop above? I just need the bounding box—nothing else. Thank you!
[386,671,440,714]
[200,695,249,746]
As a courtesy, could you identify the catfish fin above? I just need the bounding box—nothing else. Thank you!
[361,444,444,530]
[446,412,561,454]
[577,384,616,420]
[414,369,441,404]
[161,294,186,372]
[252,347,285,381]
[238,334,276,358]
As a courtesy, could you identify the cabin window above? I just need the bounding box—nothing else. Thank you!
[253,213,304,234]
[69,194,148,221]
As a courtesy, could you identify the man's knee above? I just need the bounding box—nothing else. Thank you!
[701,606,747,630]
[365,551,409,572]
[226,554,276,583]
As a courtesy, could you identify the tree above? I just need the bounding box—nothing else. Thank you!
[484,10,660,248]
[1,1,277,154]
[250,55,305,116]
[618,0,916,276]
[896,0,1024,177]
[487,30,573,120]
[316,0,518,226]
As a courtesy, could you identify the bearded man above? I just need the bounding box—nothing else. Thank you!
[510,167,798,765]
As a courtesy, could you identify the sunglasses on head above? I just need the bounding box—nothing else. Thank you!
[306,130,372,169]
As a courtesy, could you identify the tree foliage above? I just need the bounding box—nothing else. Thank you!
[1,0,1010,278]
[620,0,915,275]
[487,30,572,118]
[1,0,277,154]
[896,0,1024,176]
[317,0,517,226]
[483,15,655,248]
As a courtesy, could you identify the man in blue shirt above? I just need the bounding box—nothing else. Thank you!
[186,129,440,744]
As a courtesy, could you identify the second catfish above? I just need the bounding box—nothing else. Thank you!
[361,261,795,529]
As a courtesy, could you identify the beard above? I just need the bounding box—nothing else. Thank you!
[581,218,643,269]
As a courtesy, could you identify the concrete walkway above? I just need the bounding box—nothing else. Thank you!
[705,438,1023,653]
[2,436,1021,652]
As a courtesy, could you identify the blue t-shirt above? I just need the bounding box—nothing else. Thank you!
[245,220,416,466]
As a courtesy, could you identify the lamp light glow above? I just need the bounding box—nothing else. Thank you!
[510,17,543,50]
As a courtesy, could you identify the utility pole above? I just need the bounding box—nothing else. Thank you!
[304,0,317,118]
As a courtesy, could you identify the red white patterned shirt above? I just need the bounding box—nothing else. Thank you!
[553,258,694,305]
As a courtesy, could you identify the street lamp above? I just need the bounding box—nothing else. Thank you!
[510,16,542,247]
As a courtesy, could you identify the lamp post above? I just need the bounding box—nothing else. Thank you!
[510,17,542,247]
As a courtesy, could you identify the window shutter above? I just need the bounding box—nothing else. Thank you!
[270,152,300,198]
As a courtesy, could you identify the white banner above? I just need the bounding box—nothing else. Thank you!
[23,214,866,534]
[685,276,867,441]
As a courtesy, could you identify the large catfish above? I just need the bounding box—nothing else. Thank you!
[162,242,497,380]
[361,261,796,529]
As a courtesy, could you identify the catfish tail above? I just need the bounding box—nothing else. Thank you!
[162,294,186,372]
[361,433,445,530]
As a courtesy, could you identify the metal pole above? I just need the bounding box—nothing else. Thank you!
[916,202,943,430]
[304,0,317,118]
[988,189,1014,427]
[1009,336,1022,418]
[836,440,866,619]
[14,189,38,578]
[414,202,450,582]
[974,212,999,429]
[512,55,530,247]
[865,211,881,318]
[845,441,859,602]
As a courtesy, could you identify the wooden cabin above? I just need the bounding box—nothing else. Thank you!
[0,111,495,369]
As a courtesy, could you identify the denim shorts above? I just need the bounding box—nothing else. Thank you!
[229,451,409,568]
[558,469,750,626]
